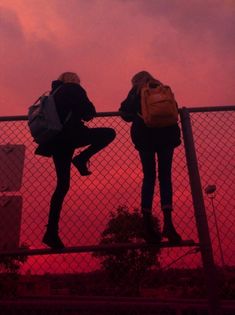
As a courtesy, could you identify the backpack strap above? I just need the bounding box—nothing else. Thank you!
[64,111,72,125]
[33,85,63,105]
[34,85,63,105]
[51,85,72,125]
[137,85,149,119]
[51,85,63,96]
[32,91,48,106]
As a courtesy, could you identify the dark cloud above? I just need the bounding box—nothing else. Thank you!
[0,0,234,115]
[0,5,65,114]
[134,0,235,53]
[0,5,24,39]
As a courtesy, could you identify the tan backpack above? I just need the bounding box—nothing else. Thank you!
[139,83,179,128]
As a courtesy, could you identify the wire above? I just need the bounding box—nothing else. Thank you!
[161,247,200,270]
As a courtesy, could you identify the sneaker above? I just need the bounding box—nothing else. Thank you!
[72,156,91,176]
[42,231,65,249]
[162,224,182,244]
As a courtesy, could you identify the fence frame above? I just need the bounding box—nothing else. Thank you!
[0,105,235,315]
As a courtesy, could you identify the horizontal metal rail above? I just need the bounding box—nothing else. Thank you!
[0,240,198,258]
[184,105,235,112]
[0,105,234,122]
[0,297,234,313]
[0,112,121,121]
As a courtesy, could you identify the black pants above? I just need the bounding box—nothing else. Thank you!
[48,127,116,228]
[139,147,174,210]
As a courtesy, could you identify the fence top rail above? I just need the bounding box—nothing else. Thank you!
[0,240,198,258]
[0,105,234,122]
[183,105,235,113]
[0,112,121,122]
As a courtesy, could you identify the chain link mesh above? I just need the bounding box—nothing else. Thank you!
[0,116,199,272]
[190,110,235,267]
[0,108,234,310]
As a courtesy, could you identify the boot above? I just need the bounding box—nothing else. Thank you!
[142,209,161,244]
[42,225,65,249]
[162,208,182,244]
[72,155,91,176]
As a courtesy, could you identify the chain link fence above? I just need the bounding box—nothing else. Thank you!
[189,108,234,268]
[0,106,234,314]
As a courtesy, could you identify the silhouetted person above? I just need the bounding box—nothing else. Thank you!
[35,72,116,249]
[119,71,182,244]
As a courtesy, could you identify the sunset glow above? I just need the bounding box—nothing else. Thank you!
[1,0,235,116]
[0,4,235,312]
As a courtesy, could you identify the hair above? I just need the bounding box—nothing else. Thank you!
[57,72,80,84]
[131,71,159,90]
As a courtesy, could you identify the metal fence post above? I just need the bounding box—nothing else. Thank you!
[180,107,221,315]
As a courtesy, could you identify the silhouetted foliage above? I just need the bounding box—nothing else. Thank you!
[0,244,29,298]
[0,243,29,273]
[94,206,161,295]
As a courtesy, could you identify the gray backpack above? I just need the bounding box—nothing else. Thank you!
[28,86,71,144]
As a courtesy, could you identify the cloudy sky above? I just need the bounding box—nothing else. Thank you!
[0,1,234,274]
[1,0,235,115]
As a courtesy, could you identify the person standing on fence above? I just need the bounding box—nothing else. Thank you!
[119,71,182,244]
[35,72,116,249]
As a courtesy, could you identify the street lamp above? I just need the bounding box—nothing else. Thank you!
[204,184,225,268]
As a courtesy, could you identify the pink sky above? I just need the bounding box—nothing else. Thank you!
[1,0,235,116]
[0,1,234,275]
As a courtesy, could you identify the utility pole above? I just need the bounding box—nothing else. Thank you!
[205,185,225,268]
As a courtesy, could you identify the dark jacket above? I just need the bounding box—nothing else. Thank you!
[35,80,96,156]
[51,80,96,137]
[119,85,181,151]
